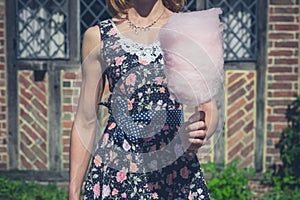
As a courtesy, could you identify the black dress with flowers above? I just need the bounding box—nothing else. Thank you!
[83,19,210,200]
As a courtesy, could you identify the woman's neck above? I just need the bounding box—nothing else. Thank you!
[128,0,164,19]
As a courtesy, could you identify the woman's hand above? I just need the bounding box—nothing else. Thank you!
[179,111,207,151]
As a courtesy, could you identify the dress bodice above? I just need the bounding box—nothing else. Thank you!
[98,20,182,145]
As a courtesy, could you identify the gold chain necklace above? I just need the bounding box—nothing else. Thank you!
[127,10,165,34]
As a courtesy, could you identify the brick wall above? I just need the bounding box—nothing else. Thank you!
[61,70,81,170]
[265,0,299,168]
[225,71,256,169]
[0,0,7,170]
[18,71,49,170]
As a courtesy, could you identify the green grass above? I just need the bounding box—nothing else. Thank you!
[0,177,68,200]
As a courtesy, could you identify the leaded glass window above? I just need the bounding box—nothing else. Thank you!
[80,0,113,40]
[206,0,258,61]
[16,0,69,59]
[79,0,198,39]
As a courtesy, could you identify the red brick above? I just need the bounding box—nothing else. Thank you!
[267,116,287,122]
[63,121,73,128]
[64,72,77,79]
[246,80,254,91]
[239,156,254,169]
[268,83,292,90]
[227,98,247,115]
[228,88,246,105]
[22,124,39,141]
[36,82,46,93]
[241,143,254,157]
[267,132,282,138]
[273,108,287,114]
[20,142,35,161]
[274,7,299,13]
[19,75,31,88]
[244,121,254,133]
[275,24,299,31]
[268,99,292,106]
[228,120,244,137]
[20,108,34,124]
[246,90,254,101]
[2,155,7,162]
[63,138,70,145]
[270,0,299,5]
[32,122,47,141]
[31,145,47,163]
[274,124,287,131]
[63,146,70,152]
[41,142,47,152]
[63,89,73,96]
[268,58,273,64]
[247,73,254,79]
[245,102,254,113]
[275,59,298,65]
[273,91,297,97]
[270,16,294,22]
[0,146,6,152]
[269,67,293,73]
[32,99,47,117]
[63,105,73,112]
[31,87,46,104]
[274,42,298,48]
[228,143,244,159]
[274,74,298,81]
[20,88,33,100]
[269,50,293,57]
[20,131,32,146]
[228,110,244,127]
[20,155,32,169]
[228,73,243,83]
[19,96,30,108]
[227,131,244,149]
[34,159,47,169]
[228,79,246,93]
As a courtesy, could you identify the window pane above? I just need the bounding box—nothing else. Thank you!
[79,1,197,39]
[206,0,258,61]
[184,0,197,11]
[80,0,113,40]
[16,0,69,59]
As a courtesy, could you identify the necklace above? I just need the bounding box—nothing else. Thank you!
[127,9,165,34]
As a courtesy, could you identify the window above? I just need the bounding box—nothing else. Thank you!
[79,0,198,40]
[206,0,258,61]
[16,0,69,60]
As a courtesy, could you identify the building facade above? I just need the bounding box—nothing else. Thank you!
[0,0,299,182]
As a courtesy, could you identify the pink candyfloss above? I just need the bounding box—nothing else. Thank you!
[159,8,224,106]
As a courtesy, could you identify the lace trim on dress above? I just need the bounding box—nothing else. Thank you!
[109,19,162,64]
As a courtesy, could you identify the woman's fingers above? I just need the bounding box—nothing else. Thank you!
[186,121,206,131]
[187,130,206,139]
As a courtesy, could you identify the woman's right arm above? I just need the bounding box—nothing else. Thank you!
[68,25,103,200]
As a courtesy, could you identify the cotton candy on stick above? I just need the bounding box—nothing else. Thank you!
[159,8,224,106]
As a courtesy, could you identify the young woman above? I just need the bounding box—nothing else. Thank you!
[69,0,220,199]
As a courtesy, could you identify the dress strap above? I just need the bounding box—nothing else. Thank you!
[97,19,114,41]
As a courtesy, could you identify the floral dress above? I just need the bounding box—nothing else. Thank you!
[83,19,210,200]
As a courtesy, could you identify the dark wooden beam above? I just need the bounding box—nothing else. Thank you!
[6,0,19,170]
[255,0,268,172]
[48,65,62,171]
